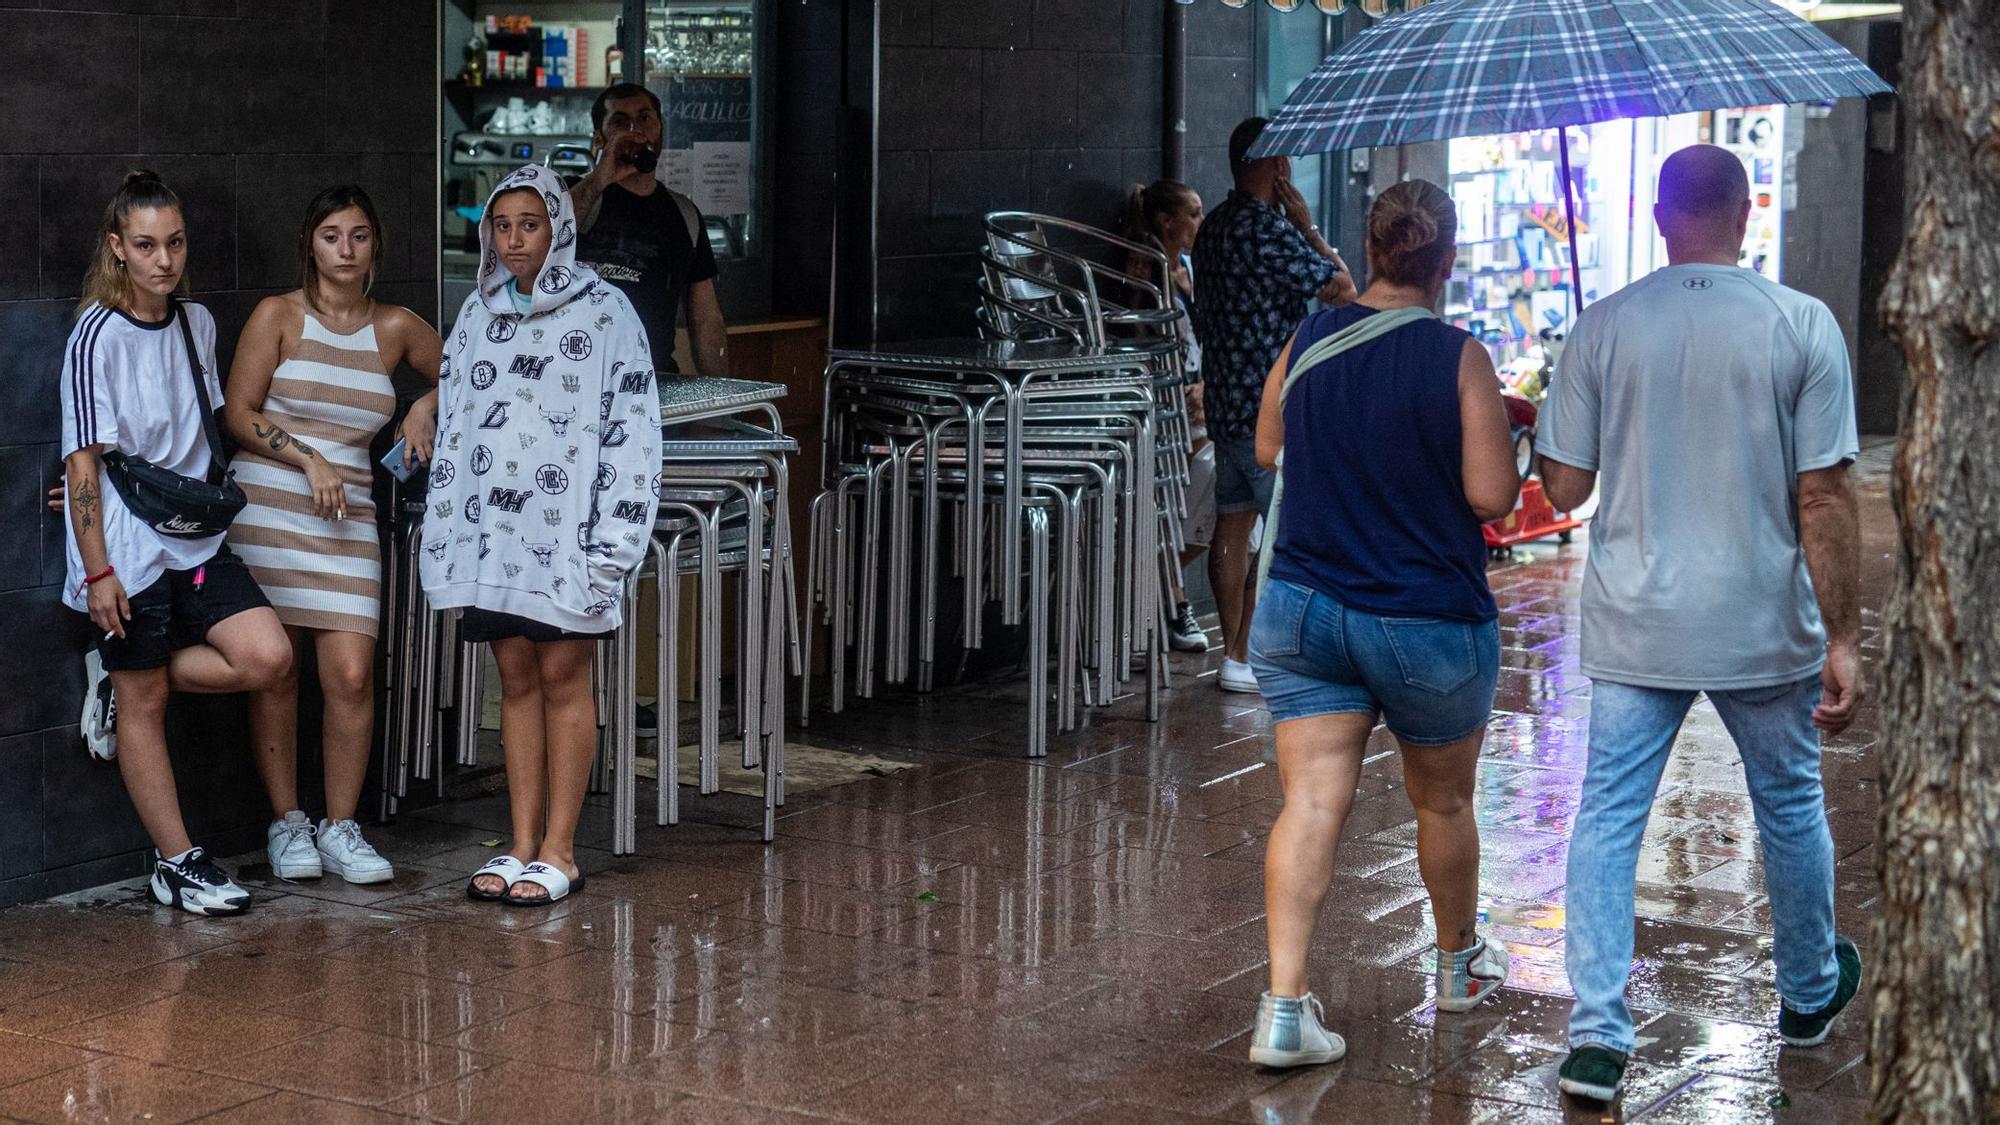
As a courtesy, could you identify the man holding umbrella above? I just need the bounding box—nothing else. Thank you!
[1537,145,1865,1101]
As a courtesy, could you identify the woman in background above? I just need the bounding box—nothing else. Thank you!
[422,166,659,907]
[1246,181,1520,1067]
[225,185,442,885]
[61,171,292,915]
[1123,179,1213,654]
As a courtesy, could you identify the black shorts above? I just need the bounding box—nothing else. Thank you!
[456,607,608,644]
[96,546,272,672]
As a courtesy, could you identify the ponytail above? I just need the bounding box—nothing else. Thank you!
[1121,179,1198,250]
[77,170,186,319]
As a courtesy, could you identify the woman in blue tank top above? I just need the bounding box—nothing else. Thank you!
[1243,181,1522,1069]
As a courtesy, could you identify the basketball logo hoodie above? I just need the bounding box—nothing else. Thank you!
[420,164,661,632]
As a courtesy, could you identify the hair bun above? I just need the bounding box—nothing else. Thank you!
[123,169,163,188]
[1364,179,1458,289]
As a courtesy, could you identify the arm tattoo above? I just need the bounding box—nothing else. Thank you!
[252,419,314,459]
[73,478,98,534]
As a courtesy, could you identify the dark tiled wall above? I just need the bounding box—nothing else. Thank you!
[771,0,840,318]
[0,1,438,907]
[873,0,1255,340]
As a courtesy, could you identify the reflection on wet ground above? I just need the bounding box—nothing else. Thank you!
[0,452,1892,1123]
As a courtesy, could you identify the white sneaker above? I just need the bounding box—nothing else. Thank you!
[317,818,395,885]
[1220,657,1260,694]
[266,811,322,880]
[1434,936,1510,1012]
[1248,992,1345,1068]
[150,847,250,916]
[81,649,116,761]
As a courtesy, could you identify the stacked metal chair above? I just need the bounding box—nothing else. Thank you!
[802,215,1194,757]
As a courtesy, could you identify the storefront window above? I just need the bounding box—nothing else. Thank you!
[642,1,760,264]
[438,1,771,322]
[1444,114,1709,364]
[1253,8,1342,239]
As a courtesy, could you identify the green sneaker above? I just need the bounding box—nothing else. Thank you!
[1557,1045,1627,1102]
[1779,935,1862,1047]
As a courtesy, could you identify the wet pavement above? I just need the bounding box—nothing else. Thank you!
[0,449,1892,1124]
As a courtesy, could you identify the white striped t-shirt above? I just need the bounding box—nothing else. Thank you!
[58,301,227,609]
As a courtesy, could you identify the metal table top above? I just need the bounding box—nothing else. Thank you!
[658,376,789,423]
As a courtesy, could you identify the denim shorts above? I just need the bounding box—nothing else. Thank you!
[1212,433,1274,516]
[1248,577,1500,745]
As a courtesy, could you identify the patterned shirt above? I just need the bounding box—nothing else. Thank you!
[1191,190,1338,440]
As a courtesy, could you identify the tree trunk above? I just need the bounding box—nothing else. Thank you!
[1872,1,2000,1120]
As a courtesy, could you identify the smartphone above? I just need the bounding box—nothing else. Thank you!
[380,437,419,483]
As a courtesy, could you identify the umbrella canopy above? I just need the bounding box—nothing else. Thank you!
[1249,0,1892,157]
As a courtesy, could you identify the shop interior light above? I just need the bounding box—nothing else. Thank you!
[1777,0,1902,18]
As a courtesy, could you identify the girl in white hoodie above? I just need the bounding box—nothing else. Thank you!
[420,165,659,906]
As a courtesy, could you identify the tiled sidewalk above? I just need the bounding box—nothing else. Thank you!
[0,458,1891,1123]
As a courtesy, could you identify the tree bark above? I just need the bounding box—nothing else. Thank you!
[1873,1,2000,1120]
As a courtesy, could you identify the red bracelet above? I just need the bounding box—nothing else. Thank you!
[82,566,116,589]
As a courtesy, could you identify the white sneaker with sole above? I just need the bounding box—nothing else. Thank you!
[1220,657,1260,694]
[267,811,322,880]
[150,848,250,916]
[318,818,395,884]
[1434,936,1510,1012]
[1248,992,1345,1068]
[80,649,116,761]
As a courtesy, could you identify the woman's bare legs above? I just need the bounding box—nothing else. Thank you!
[314,631,377,823]
[247,626,308,819]
[474,636,548,896]
[1264,711,1376,997]
[166,607,291,693]
[110,667,191,857]
[1398,730,1486,954]
[508,639,597,901]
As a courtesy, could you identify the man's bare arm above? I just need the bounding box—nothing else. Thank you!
[687,280,729,379]
[1799,463,1860,647]
[1539,458,1597,515]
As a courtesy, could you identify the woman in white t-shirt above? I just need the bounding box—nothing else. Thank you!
[59,171,294,916]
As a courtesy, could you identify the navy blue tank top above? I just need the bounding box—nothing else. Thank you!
[1266,304,1497,623]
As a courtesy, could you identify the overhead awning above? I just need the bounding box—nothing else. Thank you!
[1177,0,1898,19]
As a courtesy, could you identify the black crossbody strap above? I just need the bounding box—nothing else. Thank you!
[172,298,227,486]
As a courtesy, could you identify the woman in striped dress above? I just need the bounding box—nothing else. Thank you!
[224,185,442,884]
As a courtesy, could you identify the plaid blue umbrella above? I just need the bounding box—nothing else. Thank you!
[1249,0,1892,156]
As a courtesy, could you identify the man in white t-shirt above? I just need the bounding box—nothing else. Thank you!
[1535,145,1864,1102]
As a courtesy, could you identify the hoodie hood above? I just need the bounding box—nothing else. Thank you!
[478,163,595,319]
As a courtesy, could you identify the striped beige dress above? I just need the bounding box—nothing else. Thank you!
[229,310,396,637]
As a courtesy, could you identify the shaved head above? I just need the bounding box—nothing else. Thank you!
[1658,145,1750,219]
[1654,145,1752,266]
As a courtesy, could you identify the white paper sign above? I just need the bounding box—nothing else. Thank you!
[656,148,696,197]
[691,141,752,216]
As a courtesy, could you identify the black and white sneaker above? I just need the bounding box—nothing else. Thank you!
[149,847,250,916]
[635,703,658,740]
[1168,602,1210,653]
[81,648,116,762]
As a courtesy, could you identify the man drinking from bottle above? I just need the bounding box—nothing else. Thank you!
[566,83,730,379]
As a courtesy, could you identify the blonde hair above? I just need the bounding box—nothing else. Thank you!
[1366,179,1457,289]
[76,170,187,319]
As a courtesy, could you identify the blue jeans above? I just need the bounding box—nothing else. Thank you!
[1249,578,1499,745]
[1566,676,1839,1053]
[1212,433,1274,516]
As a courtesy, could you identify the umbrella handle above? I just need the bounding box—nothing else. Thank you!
[1559,128,1585,315]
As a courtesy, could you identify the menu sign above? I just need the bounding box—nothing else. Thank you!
[652,76,753,218]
